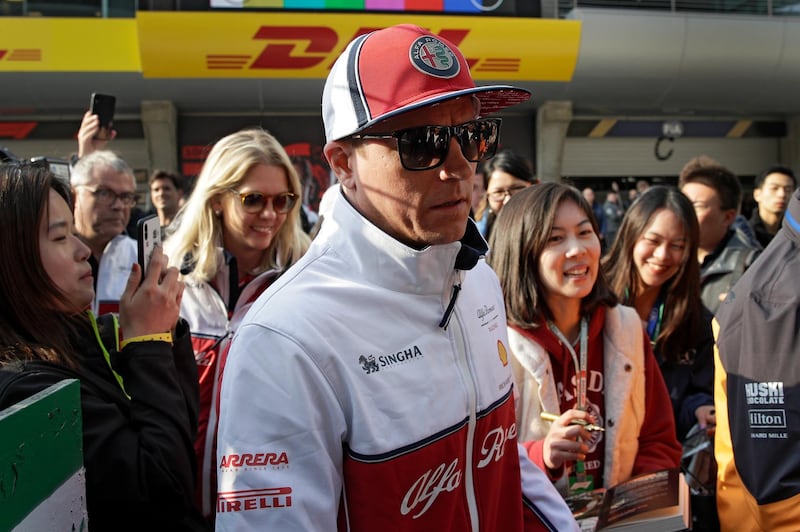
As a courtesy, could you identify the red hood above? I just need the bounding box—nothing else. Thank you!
[511,306,607,369]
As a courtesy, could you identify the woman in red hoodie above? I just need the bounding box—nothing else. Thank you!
[487,182,681,497]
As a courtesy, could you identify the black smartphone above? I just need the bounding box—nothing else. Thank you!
[137,214,161,283]
[89,92,116,140]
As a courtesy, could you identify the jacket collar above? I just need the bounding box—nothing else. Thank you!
[321,187,485,295]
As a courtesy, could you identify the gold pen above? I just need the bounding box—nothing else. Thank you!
[540,411,605,432]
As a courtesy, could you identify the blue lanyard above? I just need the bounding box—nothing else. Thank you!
[646,297,665,343]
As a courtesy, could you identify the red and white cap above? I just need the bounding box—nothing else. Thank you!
[322,24,532,142]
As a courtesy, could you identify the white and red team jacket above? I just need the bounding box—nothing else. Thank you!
[179,253,280,520]
[216,190,578,531]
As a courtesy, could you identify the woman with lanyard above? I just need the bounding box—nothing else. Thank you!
[487,182,681,498]
[165,128,310,524]
[603,186,715,442]
[0,164,208,530]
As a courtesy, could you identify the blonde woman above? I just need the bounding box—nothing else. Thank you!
[165,128,310,523]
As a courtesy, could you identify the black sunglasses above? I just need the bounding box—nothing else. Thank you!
[230,190,298,214]
[351,118,502,171]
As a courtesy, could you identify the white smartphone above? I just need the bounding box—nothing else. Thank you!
[136,214,161,282]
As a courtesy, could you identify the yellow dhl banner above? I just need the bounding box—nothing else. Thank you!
[0,13,581,82]
[0,18,140,71]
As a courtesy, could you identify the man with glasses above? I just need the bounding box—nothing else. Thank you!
[71,150,139,314]
[217,24,577,531]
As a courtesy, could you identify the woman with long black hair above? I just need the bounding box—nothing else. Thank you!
[0,163,207,531]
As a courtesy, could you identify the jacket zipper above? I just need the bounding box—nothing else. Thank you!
[446,270,480,531]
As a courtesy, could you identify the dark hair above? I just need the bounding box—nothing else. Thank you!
[149,168,184,190]
[483,149,537,185]
[678,155,741,211]
[602,186,703,362]
[754,165,796,189]
[0,163,86,366]
[488,182,616,328]
[475,159,491,187]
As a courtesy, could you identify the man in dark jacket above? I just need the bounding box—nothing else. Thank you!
[714,187,800,530]
[748,165,796,248]
[678,155,760,315]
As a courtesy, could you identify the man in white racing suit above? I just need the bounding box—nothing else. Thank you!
[216,24,578,532]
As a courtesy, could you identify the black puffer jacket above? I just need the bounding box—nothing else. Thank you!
[0,316,209,532]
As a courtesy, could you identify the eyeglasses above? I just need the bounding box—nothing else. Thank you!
[351,118,502,171]
[487,185,529,202]
[230,190,298,214]
[79,185,138,207]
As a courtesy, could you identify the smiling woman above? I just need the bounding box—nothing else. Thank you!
[603,186,715,443]
[487,182,682,500]
[163,127,311,523]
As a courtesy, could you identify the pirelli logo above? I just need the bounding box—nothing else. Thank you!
[217,487,292,513]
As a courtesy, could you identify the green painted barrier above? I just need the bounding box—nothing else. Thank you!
[0,379,86,531]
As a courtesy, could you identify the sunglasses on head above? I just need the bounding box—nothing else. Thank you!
[351,118,502,171]
[230,190,298,214]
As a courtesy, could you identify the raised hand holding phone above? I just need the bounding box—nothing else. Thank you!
[89,92,116,141]
[120,242,184,342]
[77,103,117,158]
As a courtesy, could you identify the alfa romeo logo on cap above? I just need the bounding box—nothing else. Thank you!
[409,36,460,79]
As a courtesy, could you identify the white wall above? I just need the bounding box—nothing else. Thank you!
[562,137,779,177]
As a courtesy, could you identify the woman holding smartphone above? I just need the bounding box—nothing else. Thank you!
[0,163,207,530]
[165,128,310,523]
[487,182,681,497]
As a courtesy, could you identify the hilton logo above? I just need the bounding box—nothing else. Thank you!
[748,409,786,429]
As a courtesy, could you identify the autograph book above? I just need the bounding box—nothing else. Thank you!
[565,468,690,532]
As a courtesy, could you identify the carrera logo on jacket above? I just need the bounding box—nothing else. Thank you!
[217,487,292,513]
[219,452,289,471]
[358,345,424,374]
[401,458,462,519]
